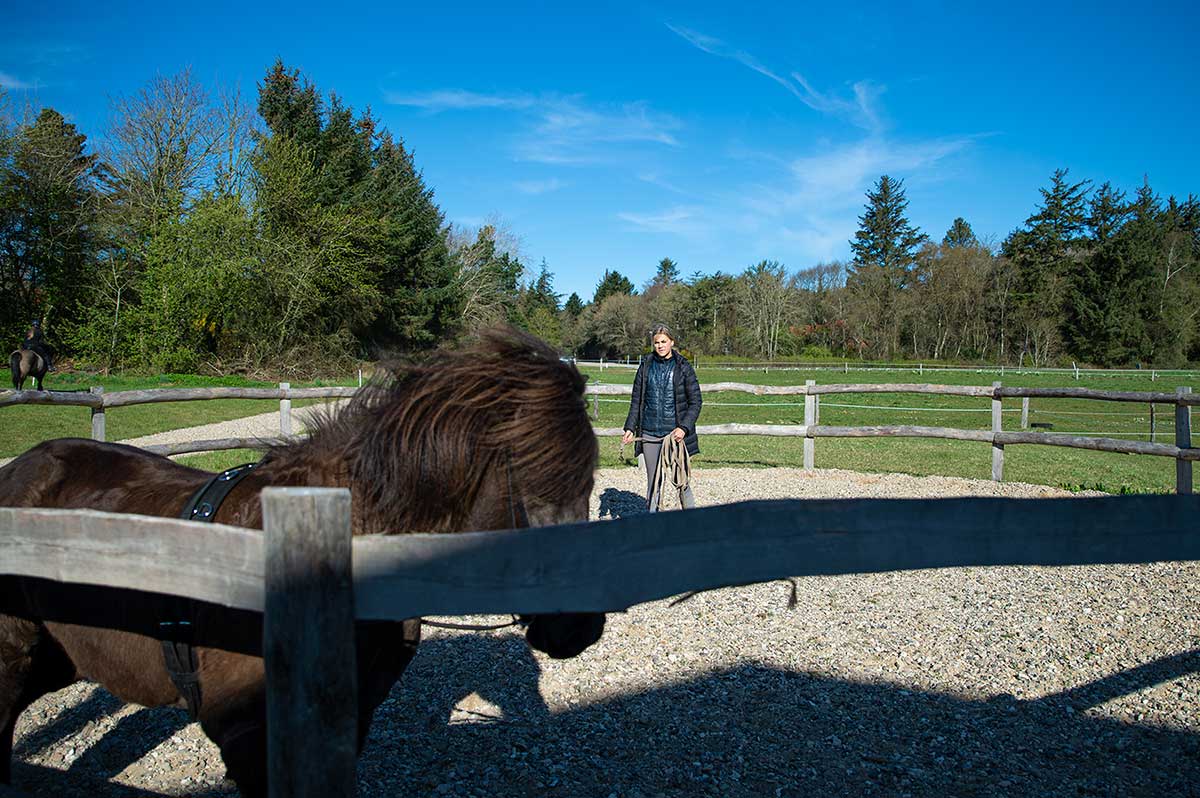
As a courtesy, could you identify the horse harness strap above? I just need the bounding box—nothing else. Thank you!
[162,462,258,720]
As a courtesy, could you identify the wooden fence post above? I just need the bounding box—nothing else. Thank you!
[262,487,357,798]
[89,386,105,442]
[1177,387,1193,495]
[1150,403,1156,442]
[279,383,291,437]
[592,392,599,421]
[804,380,815,471]
[991,381,1004,482]
[1020,397,1029,429]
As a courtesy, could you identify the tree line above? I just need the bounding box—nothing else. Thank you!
[1,63,1196,375]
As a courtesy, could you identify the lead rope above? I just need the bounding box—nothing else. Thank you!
[622,434,692,511]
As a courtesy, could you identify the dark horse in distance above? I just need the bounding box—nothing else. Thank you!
[8,349,47,391]
[0,328,604,796]
[10,321,51,390]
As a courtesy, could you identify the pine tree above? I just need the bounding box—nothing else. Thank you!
[257,59,321,150]
[1062,182,1130,363]
[593,269,634,305]
[653,257,679,287]
[1001,168,1091,364]
[0,108,99,343]
[943,217,979,249]
[563,292,585,318]
[850,175,927,278]
[847,175,927,356]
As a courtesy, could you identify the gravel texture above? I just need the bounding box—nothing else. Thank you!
[8,434,1200,797]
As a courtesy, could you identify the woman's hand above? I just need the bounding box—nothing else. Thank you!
[671,427,686,442]
[621,430,635,445]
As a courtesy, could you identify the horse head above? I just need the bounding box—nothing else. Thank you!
[310,327,605,658]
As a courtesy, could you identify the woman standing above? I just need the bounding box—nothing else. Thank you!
[621,324,702,511]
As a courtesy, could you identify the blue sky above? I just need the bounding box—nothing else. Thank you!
[3,1,1198,302]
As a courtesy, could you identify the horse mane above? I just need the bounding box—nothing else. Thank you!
[263,327,597,534]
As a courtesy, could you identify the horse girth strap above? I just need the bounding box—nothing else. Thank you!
[162,462,258,720]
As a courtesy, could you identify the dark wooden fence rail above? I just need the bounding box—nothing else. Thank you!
[3,489,1200,796]
[2,382,1195,492]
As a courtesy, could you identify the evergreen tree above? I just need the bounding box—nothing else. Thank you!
[847,175,927,357]
[943,217,979,249]
[563,292,585,318]
[357,130,456,352]
[1002,168,1091,365]
[257,59,322,150]
[0,108,100,344]
[593,269,634,305]
[850,175,927,277]
[314,94,372,207]
[1062,182,1130,363]
[655,257,679,285]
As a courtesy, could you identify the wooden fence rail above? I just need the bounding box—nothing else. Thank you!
[2,381,1195,492]
[3,488,1200,795]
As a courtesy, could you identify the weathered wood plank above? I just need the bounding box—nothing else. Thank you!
[992,381,1004,482]
[809,383,995,397]
[140,437,295,457]
[803,380,815,471]
[279,382,292,437]
[594,424,810,437]
[995,386,1200,405]
[1178,386,1194,495]
[809,425,994,442]
[100,386,357,408]
[351,494,1200,618]
[6,494,1200,625]
[994,431,1198,459]
[263,488,357,798]
[0,507,264,610]
[90,386,105,442]
[0,389,102,408]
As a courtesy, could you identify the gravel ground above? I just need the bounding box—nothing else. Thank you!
[8,427,1200,797]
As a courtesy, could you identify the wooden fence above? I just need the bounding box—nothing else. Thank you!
[3,487,1200,796]
[2,381,1196,492]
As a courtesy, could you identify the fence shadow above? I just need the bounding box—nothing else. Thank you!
[11,635,1199,797]
[363,632,1200,797]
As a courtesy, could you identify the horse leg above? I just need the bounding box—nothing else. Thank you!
[0,617,77,784]
[195,650,269,798]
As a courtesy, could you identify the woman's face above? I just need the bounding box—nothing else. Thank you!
[652,333,674,357]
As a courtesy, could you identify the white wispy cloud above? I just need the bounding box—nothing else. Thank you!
[384,89,534,111]
[617,206,707,237]
[666,23,885,132]
[514,177,566,195]
[386,88,680,164]
[0,71,33,90]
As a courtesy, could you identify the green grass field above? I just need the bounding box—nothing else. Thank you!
[3,365,1195,494]
[0,372,351,459]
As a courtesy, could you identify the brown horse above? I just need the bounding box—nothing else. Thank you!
[8,349,46,391]
[0,327,604,796]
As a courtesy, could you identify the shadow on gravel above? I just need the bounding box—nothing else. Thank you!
[597,488,646,519]
[12,638,1199,797]
[361,635,1200,798]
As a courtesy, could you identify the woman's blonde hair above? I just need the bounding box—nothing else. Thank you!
[649,323,675,343]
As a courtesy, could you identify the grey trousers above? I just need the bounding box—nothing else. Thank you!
[640,435,695,512]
